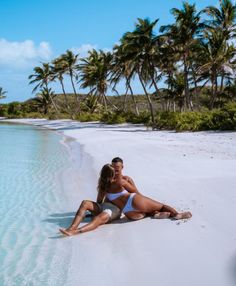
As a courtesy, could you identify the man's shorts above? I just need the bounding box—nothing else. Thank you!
[96,202,121,221]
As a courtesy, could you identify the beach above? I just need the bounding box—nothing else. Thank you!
[1,118,236,286]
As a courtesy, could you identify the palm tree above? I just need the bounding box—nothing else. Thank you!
[79,49,116,112]
[0,87,7,100]
[160,2,204,110]
[29,63,59,113]
[111,44,139,115]
[127,18,161,97]
[34,87,56,114]
[58,50,80,110]
[163,72,185,112]
[118,18,160,126]
[203,0,236,41]
[157,35,178,110]
[29,63,52,91]
[203,0,236,98]
[197,30,236,108]
[51,57,71,115]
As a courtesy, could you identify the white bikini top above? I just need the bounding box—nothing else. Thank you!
[106,189,128,201]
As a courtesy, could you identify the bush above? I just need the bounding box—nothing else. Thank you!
[47,112,71,120]
[7,102,21,115]
[155,111,179,130]
[125,111,151,124]
[153,103,236,131]
[210,103,236,130]
[198,112,215,130]
[0,105,8,117]
[23,112,44,119]
[75,112,102,122]
[101,111,126,124]
[175,112,204,131]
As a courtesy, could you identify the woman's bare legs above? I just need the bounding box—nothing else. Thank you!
[59,200,100,234]
[131,195,192,219]
[60,212,110,236]
[123,212,146,221]
[152,211,171,219]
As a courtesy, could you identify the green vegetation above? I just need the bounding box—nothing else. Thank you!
[154,102,236,131]
[1,0,236,131]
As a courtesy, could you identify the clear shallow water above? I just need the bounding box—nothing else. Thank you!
[0,123,79,286]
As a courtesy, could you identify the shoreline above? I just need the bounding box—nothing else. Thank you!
[1,118,236,286]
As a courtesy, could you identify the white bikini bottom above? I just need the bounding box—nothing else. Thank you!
[122,193,138,214]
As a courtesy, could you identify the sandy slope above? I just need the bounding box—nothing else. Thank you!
[2,119,236,286]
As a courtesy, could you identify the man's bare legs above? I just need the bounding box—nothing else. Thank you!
[59,200,100,235]
[60,212,110,236]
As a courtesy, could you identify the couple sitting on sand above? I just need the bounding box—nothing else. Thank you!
[60,157,192,236]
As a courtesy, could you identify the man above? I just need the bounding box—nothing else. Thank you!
[59,157,142,236]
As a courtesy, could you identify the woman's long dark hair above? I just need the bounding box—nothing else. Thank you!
[97,164,115,195]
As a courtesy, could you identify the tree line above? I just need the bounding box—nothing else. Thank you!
[2,0,236,129]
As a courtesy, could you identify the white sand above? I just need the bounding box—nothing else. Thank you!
[2,118,236,286]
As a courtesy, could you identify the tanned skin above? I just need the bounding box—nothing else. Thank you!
[59,160,142,236]
[105,166,192,220]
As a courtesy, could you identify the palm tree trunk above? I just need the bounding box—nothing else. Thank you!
[220,74,225,92]
[44,105,48,115]
[173,101,176,112]
[123,86,129,112]
[90,94,98,113]
[210,73,217,109]
[69,71,80,114]
[212,74,218,109]
[166,83,170,111]
[183,54,190,110]
[126,78,139,116]
[104,95,119,110]
[190,66,198,110]
[99,92,107,112]
[138,73,155,127]
[148,59,164,110]
[45,82,59,114]
[59,79,72,117]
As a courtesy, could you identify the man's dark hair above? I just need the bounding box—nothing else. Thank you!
[111,157,123,164]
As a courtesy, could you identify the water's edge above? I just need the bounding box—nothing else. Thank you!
[0,122,97,286]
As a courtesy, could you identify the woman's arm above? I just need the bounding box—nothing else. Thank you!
[121,179,138,193]
[123,176,141,194]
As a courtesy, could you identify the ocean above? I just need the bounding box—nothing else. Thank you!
[0,123,80,286]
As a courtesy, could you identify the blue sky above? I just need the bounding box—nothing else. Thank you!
[1,0,219,103]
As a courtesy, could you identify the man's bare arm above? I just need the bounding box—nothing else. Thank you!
[122,176,141,194]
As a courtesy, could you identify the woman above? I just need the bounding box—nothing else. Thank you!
[99,164,192,220]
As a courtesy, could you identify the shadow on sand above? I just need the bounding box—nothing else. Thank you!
[45,211,138,239]
[230,253,236,286]
[44,212,91,228]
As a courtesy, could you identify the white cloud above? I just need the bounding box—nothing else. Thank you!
[70,43,112,58]
[71,44,97,58]
[0,39,52,69]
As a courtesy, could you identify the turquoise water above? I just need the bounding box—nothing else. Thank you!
[0,123,78,286]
